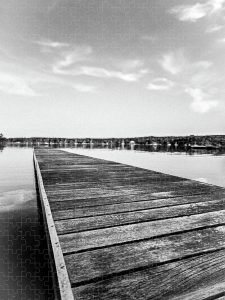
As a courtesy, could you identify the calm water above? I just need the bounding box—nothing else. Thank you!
[0,146,225,300]
[0,147,54,300]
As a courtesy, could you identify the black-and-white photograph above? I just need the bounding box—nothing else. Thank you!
[0,0,225,299]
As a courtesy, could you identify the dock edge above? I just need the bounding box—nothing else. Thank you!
[33,152,74,300]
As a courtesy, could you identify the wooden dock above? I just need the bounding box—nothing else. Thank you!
[34,148,225,300]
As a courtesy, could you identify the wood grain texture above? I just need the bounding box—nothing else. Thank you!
[59,210,225,253]
[52,192,225,219]
[65,225,225,284]
[50,190,225,212]
[34,149,225,300]
[55,199,225,234]
[73,249,225,300]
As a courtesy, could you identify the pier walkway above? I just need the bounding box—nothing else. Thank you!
[34,148,225,300]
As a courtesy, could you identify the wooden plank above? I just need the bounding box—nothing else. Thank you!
[65,225,225,284]
[41,172,187,183]
[73,249,225,300]
[39,173,218,184]
[34,154,74,300]
[44,173,186,187]
[42,176,186,187]
[52,192,225,219]
[49,190,224,211]
[44,178,186,192]
[46,184,218,202]
[59,210,225,253]
[55,199,225,234]
[44,180,212,195]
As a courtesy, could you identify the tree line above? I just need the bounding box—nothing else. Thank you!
[4,134,225,147]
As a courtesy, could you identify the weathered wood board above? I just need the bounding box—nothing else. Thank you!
[34,148,225,300]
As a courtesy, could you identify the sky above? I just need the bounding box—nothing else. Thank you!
[0,0,225,138]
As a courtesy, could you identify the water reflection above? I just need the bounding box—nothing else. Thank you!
[4,141,225,157]
[70,143,225,156]
[0,144,4,152]
[0,148,54,300]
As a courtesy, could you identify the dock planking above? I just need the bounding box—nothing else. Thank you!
[34,148,225,300]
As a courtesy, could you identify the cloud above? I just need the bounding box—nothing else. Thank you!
[76,66,148,82]
[43,43,148,83]
[147,78,174,91]
[53,58,148,82]
[210,0,225,11]
[36,40,69,48]
[117,59,144,71]
[170,3,207,22]
[35,39,70,53]
[0,72,38,96]
[206,24,223,33]
[217,37,225,42]
[189,62,221,102]
[38,73,97,93]
[52,46,93,71]
[185,87,218,113]
[170,0,225,22]
[159,51,186,75]
[157,51,218,113]
[51,44,148,82]
[0,60,97,96]
[194,60,213,69]
[72,83,96,93]
[159,49,213,81]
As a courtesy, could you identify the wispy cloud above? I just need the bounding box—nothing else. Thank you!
[53,46,93,71]
[52,48,148,82]
[159,51,186,75]
[35,39,70,53]
[185,87,218,113]
[72,83,96,93]
[190,66,216,90]
[147,78,174,91]
[0,72,38,97]
[0,57,97,97]
[36,40,69,48]
[170,0,225,22]
[217,37,225,42]
[206,24,223,33]
[36,40,150,83]
[159,49,213,79]
[194,60,213,69]
[74,66,148,82]
[158,50,218,113]
[117,59,144,71]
